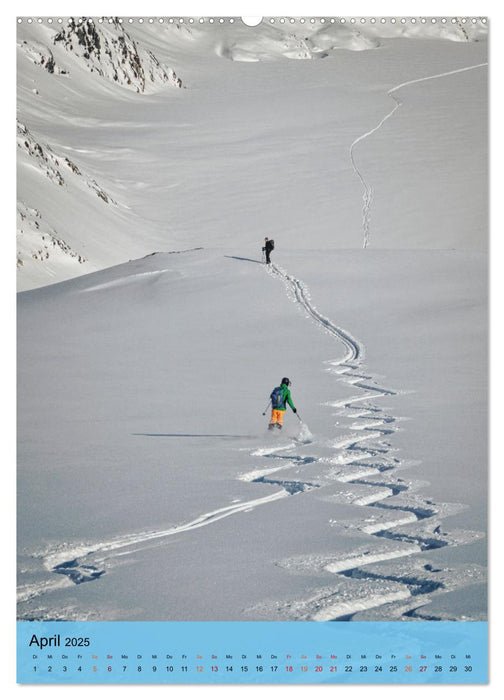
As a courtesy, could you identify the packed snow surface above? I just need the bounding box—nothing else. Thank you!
[17,18,487,622]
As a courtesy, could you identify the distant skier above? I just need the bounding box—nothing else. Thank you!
[262,237,274,264]
[268,377,296,430]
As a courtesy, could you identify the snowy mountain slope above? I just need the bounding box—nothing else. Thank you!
[17,19,488,622]
[18,17,182,92]
[16,119,118,281]
[17,19,487,291]
[16,19,187,291]
[17,246,486,621]
[211,17,486,62]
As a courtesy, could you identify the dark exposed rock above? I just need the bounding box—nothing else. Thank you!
[51,17,181,93]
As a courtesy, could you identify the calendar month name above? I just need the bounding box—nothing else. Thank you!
[28,634,90,649]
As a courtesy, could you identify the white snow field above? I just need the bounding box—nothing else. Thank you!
[17,18,488,622]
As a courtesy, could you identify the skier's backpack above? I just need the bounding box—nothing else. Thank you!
[269,239,275,250]
[270,386,285,408]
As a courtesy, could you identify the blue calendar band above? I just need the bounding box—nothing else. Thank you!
[17,620,487,684]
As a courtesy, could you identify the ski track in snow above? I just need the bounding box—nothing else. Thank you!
[350,62,488,248]
[255,262,485,621]
[18,261,485,620]
[19,489,293,605]
[18,85,488,620]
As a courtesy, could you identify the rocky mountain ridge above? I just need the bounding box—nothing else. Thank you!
[19,16,183,93]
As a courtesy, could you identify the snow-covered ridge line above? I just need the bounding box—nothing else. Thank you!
[18,17,183,93]
[206,18,486,63]
[350,61,488,248]
[17,121,117,205]
[17,202,87,271]
[16,120,119,279]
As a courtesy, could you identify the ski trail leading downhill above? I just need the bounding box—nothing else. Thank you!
[20,488,293,602]
[262,262,484,621]
[269,263,363,364]
[17,260,484,621]
[350,61,488,248]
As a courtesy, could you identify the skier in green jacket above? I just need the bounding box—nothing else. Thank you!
[269,378,297,430]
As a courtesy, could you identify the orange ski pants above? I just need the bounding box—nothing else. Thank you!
[270,409,285,426]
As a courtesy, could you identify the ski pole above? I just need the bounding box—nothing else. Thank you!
[294,411,302,422]
[262,400,271,416]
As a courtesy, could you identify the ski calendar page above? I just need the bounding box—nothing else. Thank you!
[16,12,489,688]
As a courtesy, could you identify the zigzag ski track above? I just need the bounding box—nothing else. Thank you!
[256,263,485,621]
[17,262,485,622]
